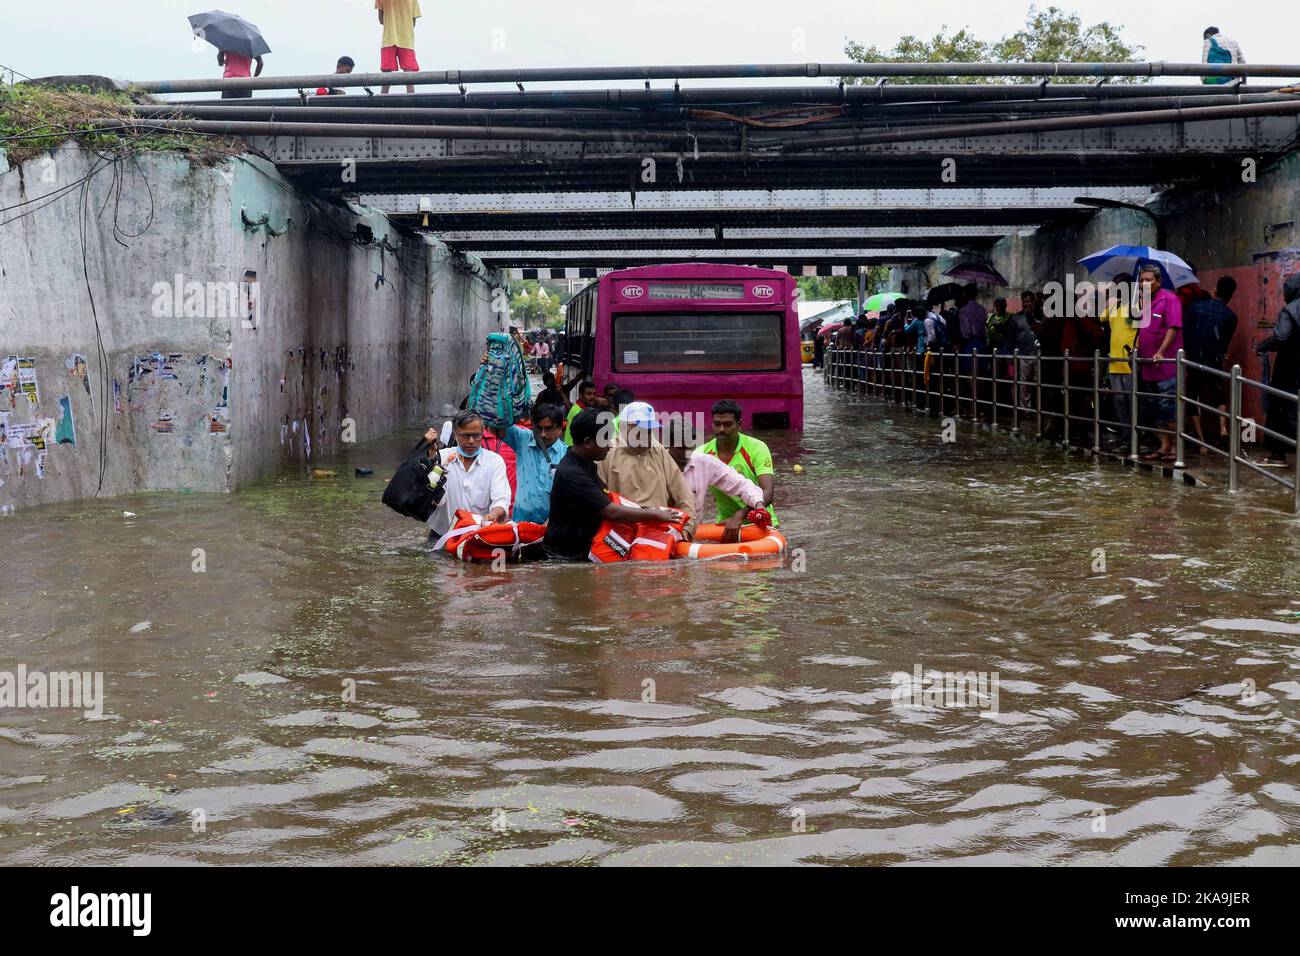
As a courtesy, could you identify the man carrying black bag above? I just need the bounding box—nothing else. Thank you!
[381,422,450,523]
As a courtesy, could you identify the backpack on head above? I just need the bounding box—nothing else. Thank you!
[468,332,531,428]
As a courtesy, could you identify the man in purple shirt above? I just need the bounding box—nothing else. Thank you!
[1134,264,1184,462]
[958,283,989,348]
[957,283,989,402]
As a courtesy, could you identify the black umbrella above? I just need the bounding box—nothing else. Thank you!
[188,10,271,58]
[924,282,965,304]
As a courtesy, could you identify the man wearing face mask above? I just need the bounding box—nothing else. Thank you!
[426,411,511,538]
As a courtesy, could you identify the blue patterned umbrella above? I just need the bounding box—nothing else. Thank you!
[1078,245,1199,289]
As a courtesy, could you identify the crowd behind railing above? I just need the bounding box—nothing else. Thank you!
[819,272,1300,512]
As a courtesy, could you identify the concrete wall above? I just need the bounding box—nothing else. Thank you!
[0,147,501,512]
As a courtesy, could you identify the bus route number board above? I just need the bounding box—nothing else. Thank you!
[645,283,745,300]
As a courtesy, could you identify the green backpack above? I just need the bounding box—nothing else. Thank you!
[468,332,531,427]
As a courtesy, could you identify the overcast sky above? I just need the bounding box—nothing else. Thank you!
[1,0,1288,90]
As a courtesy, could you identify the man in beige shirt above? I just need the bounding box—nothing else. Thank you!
[596,402,696,536]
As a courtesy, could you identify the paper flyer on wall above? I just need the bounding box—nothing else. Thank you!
[17,357,39,409]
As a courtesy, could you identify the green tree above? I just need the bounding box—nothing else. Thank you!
[797,268,889,303]
[509,280,563,328]
[844,5,1145,85]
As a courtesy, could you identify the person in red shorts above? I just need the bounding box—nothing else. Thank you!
[376,0,422,94]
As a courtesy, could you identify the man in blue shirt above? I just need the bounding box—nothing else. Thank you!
[503,403,568,523]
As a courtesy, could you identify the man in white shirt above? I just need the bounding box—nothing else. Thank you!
[427,411,512,537]
[1202,27,1245,85]
[664,419,765,531]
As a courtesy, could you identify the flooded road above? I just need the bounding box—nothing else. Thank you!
[2,370,1299,866]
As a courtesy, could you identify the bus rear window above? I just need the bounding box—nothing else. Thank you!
[612,313,784,372]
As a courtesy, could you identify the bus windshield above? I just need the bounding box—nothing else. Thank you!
[612,312,784,373]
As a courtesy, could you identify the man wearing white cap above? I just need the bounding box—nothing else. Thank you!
[596,401,697,536]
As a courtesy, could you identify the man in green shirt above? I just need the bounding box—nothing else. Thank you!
[696,399,778,541]
[563,380,599,446]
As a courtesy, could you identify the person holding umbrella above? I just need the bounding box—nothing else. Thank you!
[189,11,270,99]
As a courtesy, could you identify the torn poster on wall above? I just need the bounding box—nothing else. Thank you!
[65,354,93,410]
[0,409,9,444]
[1,357,17,408]
[129,351,180,384]
[17,358,39,409]
[5,421,48,451]
[209,408,229,434]
[113,379,122,414]
[55,395,76,446]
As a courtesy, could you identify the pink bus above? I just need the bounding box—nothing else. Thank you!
[562,264,804,431]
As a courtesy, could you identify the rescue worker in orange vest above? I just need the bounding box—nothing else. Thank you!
[542,408,685,561]
[596,402,697,538]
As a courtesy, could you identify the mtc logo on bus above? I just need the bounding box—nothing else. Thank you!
[623,285,645,299]
[752,284,775,298]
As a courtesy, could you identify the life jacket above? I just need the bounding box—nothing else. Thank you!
[589,492,687,563]
[437,509,546,562]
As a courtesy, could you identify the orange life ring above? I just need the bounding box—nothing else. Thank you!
[673,524,788,560]
[441,510,546,562]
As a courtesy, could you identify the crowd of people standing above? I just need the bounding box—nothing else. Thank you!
[822,268,1300,467]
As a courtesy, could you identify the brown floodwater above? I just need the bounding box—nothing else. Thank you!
[2,369,1299,866]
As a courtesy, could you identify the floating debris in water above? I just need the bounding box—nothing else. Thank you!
[234,672,289,686]
[129,621,152,634]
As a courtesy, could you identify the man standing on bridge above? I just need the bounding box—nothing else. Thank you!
[1201,27,1246,85]
[377,0,422,95]
[316,56,355,96]
[216,48,263,100]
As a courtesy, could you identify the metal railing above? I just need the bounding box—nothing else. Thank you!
[824,344,1300,511]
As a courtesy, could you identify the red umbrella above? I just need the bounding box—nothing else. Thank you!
[943,262,1009,286]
